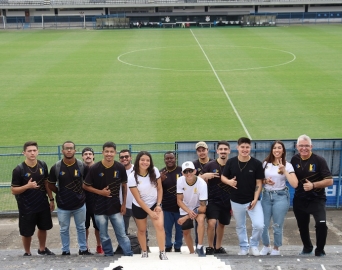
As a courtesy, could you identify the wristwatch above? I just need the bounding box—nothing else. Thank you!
[50,198,54,202]
[156,203,162,207]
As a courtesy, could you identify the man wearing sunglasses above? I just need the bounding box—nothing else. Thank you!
[177,161,207,257]
[202,140,231,255]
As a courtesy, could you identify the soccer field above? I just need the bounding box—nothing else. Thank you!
[0,25,341,146]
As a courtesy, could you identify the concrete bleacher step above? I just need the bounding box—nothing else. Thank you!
[104,247,230,270]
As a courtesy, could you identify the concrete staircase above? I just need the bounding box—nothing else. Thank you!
[104,246,231,270]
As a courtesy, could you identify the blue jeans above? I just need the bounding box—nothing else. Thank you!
[164,210,183,249]
[261,188,290,248]
[57,204,87,252]
[231,200,264,250]
[95,213,133,256]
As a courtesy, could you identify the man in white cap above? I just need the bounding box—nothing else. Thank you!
[177,161,207,257]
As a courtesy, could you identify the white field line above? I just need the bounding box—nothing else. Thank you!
[190,29,252,139]
[321,264,327,270]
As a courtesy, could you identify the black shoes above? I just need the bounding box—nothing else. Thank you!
[23,253,31,256]
[174,248,181,252]
[165,247,172,252]
[215,247,227,254]
[79,249,94,255]
[62,251,70,255]
[206,247,214,255]
[38,247,55,255]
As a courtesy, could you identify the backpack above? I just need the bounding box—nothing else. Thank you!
[115,235,141,254]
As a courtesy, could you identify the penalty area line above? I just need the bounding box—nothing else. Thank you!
[189,29,252,139]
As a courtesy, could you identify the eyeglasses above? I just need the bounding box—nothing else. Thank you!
[298,145,311,148]
[119,155,130,160]
[183,169,194,174]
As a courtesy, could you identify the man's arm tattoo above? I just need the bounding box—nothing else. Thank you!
[255,185,260,192]
[199,200,207,206]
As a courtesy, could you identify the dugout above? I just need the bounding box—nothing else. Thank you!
[242,14,276,27]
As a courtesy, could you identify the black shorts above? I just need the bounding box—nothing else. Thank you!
[132,203,156,220]
[180,215,194,230]
[85,211,99,231]
[19,208,53,237]
[206,203,231,225]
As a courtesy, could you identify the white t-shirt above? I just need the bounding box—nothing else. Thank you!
[263,161,295,191]
[128,167,161,208]
[176,176,207,216]
[119,164,134,209]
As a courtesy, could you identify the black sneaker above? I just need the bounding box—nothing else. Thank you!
[214,247,227,254]
[23,253,31,256]
[315,250,326,257]
[79,249,94,255]
[165,247,172,252]
[62,251,70,255]
[174,248,181,252]
[38,247,55,255]
[206,247,214,255]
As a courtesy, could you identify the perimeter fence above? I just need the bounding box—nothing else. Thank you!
[1,139,341,213]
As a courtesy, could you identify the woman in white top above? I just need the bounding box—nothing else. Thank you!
[260,141,298,256]
[127,151,167,260]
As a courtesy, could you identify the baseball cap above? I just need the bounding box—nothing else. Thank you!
[195,141,208,150]
[182,161,195,172]
[82,147,94,155]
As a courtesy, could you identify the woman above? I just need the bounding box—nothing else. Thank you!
[260,141,298,256]
[127,151,168,260]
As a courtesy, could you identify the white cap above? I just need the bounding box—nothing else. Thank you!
[182,161,195,172]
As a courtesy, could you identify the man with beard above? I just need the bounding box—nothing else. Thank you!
[202,140,231,255]
[48,141,92,255]
[82,147,104,254]
[160,151,183,252]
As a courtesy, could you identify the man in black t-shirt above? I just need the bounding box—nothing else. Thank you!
[48,141,92,256]
[202,140,231,255]
[160,151,183,252]
[221,137,264,256]
[11,141,55,256]
[291,134,333,257]
[83,142,133,256]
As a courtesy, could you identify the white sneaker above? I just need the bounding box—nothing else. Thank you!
[260,246,271,255]
[249,247,260,256]
[270,249,280,256]
[238,249,248,255]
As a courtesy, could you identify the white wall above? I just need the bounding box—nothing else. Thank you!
[258,6,305,13]
[309,6,342,12]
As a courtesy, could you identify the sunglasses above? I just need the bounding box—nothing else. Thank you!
[119,155,130,160]
[183,169,194,174]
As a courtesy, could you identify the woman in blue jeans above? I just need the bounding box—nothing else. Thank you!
[260,141,298,256]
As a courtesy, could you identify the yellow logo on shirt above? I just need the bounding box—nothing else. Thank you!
[194,188,198,194]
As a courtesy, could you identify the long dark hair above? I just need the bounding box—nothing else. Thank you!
[133,151,157,186]
[263,140,286,168]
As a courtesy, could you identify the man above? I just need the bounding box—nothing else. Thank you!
[221,137,264,256]
[160,151,183,252]
[177,161,207,257]
[48,141,92,256]
[193,141,216,181]
[291,134,333,257]
[83,142,133,257]
[118,149,134,235]
[11,141,55,256]
[202,140,231,255]
[82,147,104,254]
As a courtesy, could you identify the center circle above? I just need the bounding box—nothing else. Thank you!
[117,46,296,72]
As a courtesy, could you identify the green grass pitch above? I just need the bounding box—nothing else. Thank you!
[0,25,342,147]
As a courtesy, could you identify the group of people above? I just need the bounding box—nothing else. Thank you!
[11,134,333,260]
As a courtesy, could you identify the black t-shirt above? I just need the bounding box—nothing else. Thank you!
[49,159,86,210]
[193,158,213,176]
[160,166,182,213]
[11,160,50,214]
[222,156,264,204]
[83,161,127,216]
[202,159,231,208]
[291,153,332,200]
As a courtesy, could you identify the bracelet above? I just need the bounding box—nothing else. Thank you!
[50,198,54,201]
[312,182,315,189]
